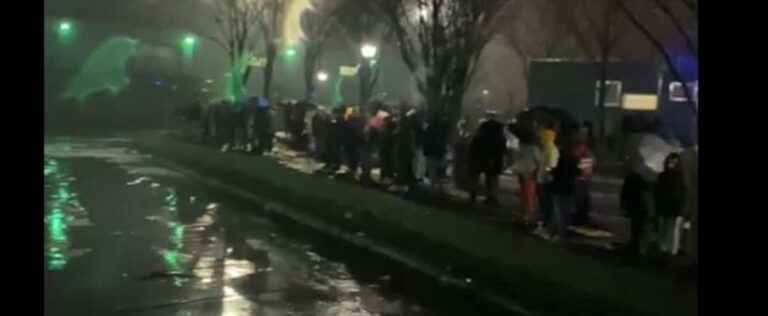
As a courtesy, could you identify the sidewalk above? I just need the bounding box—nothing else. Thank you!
[268,138,628,247]
[131,131,696,316]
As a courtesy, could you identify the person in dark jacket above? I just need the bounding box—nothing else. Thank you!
[468,112,507,205]
[379,115,397,185]
[253,98,273,155]
[341,106,366,178]
[571,131,596,226]
[549,143,580,241]
[321,107,345,174]
[620,132,655,255]
[423,115,450,194]
[392,108,417,192]
[655,152,686,256]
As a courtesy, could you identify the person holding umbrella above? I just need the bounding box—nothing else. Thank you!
[621,116,681,256]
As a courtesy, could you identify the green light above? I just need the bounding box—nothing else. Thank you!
[180,34,198,62]
[56,20,75,44]
[285,49,296,57]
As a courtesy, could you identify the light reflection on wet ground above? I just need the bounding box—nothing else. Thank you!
[44,138,452,316]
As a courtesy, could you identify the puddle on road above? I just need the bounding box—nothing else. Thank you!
[44,157,92,271]
[44,138,453,316]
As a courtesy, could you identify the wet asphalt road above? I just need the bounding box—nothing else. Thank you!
[45,138,502,316]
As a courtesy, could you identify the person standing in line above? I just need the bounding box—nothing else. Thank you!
[452,119,474,199]
[548,140,580,242]
[379,114,398,186]
[393,107,419,193]
[655,152,686,257]
[342,106,366,178]
[467,111,507,206]
[621,129,656,256]
[533,126,559,238]
[423,115,450,195]
[514,133,542,226]
[321,107,345,174]
[572,130,596,227]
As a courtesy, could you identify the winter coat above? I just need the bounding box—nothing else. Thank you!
[655,168,686,218]
[469,119,507,175]
[515,144,542,179]
[423,120,450,159]
[453,134,473,191]
[550,150,580,196]
[540,129,559,172]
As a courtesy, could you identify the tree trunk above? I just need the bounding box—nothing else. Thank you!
[359,61,371,108]
[304,53,316,101]
[596,58,609,141]
[263,45,277,100]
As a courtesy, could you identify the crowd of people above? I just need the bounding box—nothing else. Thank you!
[194,97,697,263]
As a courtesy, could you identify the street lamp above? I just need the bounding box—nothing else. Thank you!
[361,44,378,59]
[59,22,72,32]
[482,89,490,96]
[56,20,75,44]
[317,71,329,82]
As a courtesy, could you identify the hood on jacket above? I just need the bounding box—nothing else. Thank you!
[540,129,557,145]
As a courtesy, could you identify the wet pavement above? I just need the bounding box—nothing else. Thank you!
[44,138,507,316]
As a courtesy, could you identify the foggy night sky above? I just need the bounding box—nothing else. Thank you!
[45,0,662,113]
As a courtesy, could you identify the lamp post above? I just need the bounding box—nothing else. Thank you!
[359,44,379,108]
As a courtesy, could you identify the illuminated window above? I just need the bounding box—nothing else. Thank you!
[622,94,658,111]
[669,81,697,102]
[595,81,622,108]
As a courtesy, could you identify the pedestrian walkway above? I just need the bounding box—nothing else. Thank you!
[133,131,697,316]
[268,139,625,248]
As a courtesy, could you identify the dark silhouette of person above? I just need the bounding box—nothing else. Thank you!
[468,112,507,206]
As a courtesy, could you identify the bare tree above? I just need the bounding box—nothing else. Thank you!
[336,1,388,108]
[372,0,518,122]
[616,0,697,114]
[568,0,629,140]
[499,0,585,107]
[205,0,263,100]
[255,0,287,100]
[300,0,345,101]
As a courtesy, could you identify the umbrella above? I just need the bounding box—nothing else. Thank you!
[630,133,682,181]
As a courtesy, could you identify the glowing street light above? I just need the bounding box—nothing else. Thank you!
[285,48,297,57]
[59,22,72,32]
[419,8,429,19]
[180,34,198,60]
[482,89,490,96]
[56,20,75,44]
[361,44,378,59]
[317,71,329,82]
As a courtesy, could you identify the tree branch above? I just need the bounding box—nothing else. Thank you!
[650,0,698,58]
[616,0,697,115]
